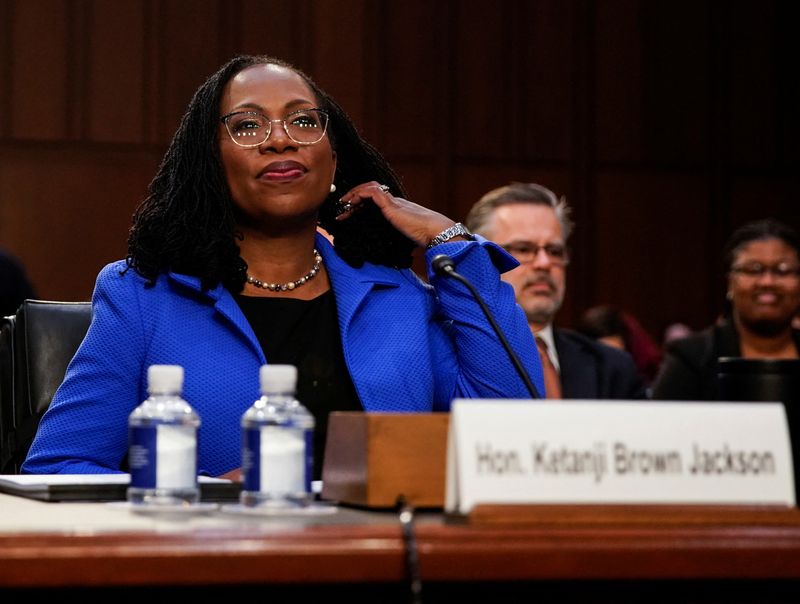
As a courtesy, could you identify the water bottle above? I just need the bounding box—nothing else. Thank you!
[240,364,315,507]
[127,364,201,506]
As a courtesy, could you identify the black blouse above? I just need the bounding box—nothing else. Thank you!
[235,290,363,479]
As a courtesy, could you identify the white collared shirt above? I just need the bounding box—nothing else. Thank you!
[533,324,560,373]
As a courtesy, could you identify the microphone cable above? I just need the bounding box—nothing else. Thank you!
[432,254,541,399]
[397,495,423,604]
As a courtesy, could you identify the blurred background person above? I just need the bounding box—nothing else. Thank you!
[652,218,800,400]
[576,304,663,391]
[465,182,647,400]
[1,248,37,316]
[663,322,693,346]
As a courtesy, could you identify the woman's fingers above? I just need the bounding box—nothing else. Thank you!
[336,181,454,247]
[335,182,392,219]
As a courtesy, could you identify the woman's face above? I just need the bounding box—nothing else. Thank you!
[728,237,800,332]
[218,63,336,229]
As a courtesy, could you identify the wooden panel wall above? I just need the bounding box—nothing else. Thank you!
[0,0,797,345]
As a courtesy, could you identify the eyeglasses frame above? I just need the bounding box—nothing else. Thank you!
[729,262,800,279]
[220,107,330,148]
[500,242,570,267]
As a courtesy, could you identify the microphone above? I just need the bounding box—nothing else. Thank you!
[431,254,541,399]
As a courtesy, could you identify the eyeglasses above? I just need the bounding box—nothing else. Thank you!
[730,262,800,279]
[220,107,329,147]
[501,242,569,266]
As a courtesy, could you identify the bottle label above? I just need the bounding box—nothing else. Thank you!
[303,428,314,491]
[242,426,306,495]
[129,425,197,489]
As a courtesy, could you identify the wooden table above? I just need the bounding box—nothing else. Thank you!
[2,494,800,602]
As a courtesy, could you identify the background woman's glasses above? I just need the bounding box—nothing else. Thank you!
[730,262,800,279]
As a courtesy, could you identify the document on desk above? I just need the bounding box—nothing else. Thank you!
[445,399,796,515]
[0,474,240,502]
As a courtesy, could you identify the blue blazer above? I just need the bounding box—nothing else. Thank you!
[23,233,544,476]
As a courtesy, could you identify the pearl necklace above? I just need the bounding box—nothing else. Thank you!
[246,249,323,292]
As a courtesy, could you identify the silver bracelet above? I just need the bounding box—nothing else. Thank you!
[426,223,474,250]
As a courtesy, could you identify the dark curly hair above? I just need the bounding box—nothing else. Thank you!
[126,54,414,291]
[722,217,800,273]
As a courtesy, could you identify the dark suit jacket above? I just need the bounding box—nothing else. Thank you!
[553,328,647,399]
[651,319,800,401]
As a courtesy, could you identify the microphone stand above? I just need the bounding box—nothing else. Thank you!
[432,254,541,399]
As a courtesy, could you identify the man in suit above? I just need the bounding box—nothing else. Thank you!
[465,182,646,399]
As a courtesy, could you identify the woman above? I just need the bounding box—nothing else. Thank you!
[652,218,800,400]
[22,55,543,477]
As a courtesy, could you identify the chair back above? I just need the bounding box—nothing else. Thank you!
[717,357,800,407]
[0,313,16,471]
[718,357,800,503]
[0,299,92,472]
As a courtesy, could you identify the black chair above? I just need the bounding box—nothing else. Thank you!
[718,357,800,504]
[0,299,92,473]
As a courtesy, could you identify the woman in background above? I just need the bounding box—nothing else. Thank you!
[577,305,662,389]
[651,218,800,400]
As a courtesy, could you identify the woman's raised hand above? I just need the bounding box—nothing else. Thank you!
[336,181,455,249]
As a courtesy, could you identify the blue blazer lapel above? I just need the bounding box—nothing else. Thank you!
[316,233,402,335]
[168,271,265,363]
[317,234,431,412]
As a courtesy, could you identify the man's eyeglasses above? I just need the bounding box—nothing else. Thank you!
[730,262,800,279]
[220,108,329,147]
[501,242,569,266]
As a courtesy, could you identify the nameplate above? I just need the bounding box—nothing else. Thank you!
[445,400,796,514]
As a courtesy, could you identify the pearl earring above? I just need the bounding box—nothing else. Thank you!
[330,183,337,193]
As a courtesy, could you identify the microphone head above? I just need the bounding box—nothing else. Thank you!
[431,254,456,275]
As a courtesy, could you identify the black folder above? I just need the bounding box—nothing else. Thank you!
[0,474,241,502]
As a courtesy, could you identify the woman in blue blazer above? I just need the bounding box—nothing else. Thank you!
[23,55,543,479]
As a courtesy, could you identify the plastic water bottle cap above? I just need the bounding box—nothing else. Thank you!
[147,364,184,394]
[260,364,297,394]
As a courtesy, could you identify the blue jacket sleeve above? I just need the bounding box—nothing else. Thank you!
[425,236,545,405]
